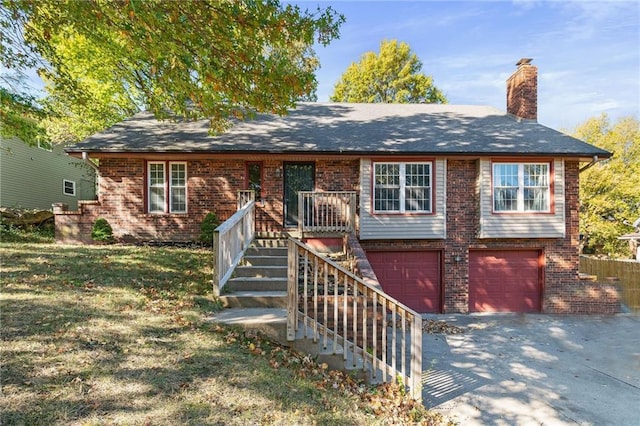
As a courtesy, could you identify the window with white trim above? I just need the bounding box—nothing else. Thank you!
[63,179,76,196]
[147,161,187,213]
[373,162,432,213]
[493,162,550,212]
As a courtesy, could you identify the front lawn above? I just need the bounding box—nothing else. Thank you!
[0,242,449,425]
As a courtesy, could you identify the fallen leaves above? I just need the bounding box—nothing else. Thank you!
[423,320,465,335]
[214,325,454,425]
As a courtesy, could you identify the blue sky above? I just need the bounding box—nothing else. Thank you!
[299,0,639,130]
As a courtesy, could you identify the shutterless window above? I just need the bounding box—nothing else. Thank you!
[63,179,76,196]
[373,162,432,213]
[148,161,187,213]
[493,163,550,212]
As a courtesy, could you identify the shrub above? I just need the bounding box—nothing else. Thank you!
[199,212,220,244]
[91,218,114,243]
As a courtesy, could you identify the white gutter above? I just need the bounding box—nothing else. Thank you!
[579,155,600,173]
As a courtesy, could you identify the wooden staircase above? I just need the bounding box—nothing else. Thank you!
[214,238,356,371]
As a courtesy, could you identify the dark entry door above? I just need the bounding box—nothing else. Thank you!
[284,162,315,227]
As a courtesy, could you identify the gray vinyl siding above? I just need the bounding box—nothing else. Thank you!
[478,158,565,238]
[0,138,96,210]
[359,158,446,240]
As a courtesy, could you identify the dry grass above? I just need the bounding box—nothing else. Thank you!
[1,242,450,425]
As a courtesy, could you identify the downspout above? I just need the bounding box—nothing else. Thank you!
[82,151,99,173]
[579,155,600,173]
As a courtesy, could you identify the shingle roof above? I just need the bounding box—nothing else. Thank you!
[66,102,611,159]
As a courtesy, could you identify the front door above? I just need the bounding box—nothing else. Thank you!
[284,162,315,227]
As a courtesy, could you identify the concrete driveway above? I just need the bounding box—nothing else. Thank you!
[421,314,640,425]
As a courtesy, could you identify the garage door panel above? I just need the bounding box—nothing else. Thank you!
[367,251,441,313]
[469,250,541,313]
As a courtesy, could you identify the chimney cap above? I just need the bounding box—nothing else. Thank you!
[516,58,533,66]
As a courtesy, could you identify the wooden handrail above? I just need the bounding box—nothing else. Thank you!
[212,199,255,296]
[287,238,422,401]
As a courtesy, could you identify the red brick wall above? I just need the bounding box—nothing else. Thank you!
[54,157,360,243]
[359,160,615,314]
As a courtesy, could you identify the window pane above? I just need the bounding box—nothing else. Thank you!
[171,163,186,186]
[171,187,186,212]
[524,164,548,186]
[170,163,186,213]
[63,180,75,195]
[150,187,165,212]
[494,164,518,187]
[524,188,548,211]
[494,188,518,211]
[374,164,399,185]
[374,187,400,211]
[405,187,430,211]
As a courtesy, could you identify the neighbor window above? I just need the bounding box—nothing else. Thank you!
[493,162,550,212]
[373,162,432,213]
[147,161,187,213]
[63,179,76,196]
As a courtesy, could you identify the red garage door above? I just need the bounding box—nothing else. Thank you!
[367,251,441,313]
[469,250,541,313]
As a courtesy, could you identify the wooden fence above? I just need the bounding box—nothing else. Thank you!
[579,256,640,312]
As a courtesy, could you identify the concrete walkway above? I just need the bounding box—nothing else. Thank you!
[422,314,640,425]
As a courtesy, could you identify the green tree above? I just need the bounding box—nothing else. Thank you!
[1,0,344,142]
[330,39,447,104]
[575,115,640,258]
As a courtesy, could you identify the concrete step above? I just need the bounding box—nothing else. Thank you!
[233,265,288,278]
[219,291,288,308]
[242,255,288,267]
[225,277,287,291]
[209,307,288,341]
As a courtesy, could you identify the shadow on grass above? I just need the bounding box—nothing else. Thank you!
[0,243,371,425]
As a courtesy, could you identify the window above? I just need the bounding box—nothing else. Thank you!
[63,179,76,196]
[246,162,262,199]
[147,161,187,213]
[493,162,550,212]
[373,162,432,213]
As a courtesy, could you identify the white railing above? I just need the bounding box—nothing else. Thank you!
[287,239,422,401]
[298,191,356,236]
[212,197,255,296]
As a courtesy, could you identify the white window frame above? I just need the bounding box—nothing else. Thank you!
[373,162,432,214]
[493,162,550,213]
[63,179,76,196]
[147,161,188,214]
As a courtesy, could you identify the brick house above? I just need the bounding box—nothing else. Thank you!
[55,59,618,314]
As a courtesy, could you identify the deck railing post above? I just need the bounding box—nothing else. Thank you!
[410,314,423,401]
[287,239,298,341]
[212,230,221,296]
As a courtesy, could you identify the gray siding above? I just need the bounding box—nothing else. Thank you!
[359,158,446,240]
[478,158,565,238]
[0,138,96,210]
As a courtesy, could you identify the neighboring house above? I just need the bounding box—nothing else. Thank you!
[0,137,96,210]
[56,58,616,314]
[619,218,640,262]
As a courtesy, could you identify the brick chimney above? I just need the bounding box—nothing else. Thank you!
[506,58,537,121]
